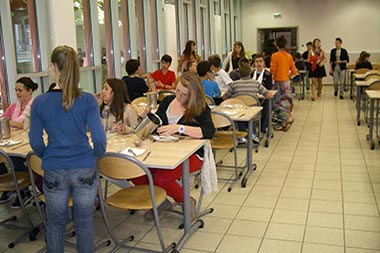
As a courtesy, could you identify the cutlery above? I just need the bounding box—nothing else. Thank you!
[142,151,151,161]
[127,148,137,156]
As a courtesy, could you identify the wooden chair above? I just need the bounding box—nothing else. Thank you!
[232,94,259,106]
[26,152,111,252]
[97,152,176,253]
[0,149,38,248]
[355,68,370,75]
[210,111,242,191]
[204,95,215,105]
[218,98,248,140]
[131,96,148,106]
[158,90,175,102]
[372,63,379,70]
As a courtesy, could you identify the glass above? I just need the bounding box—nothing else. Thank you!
[118,1,129,76]
[10,0,39,74]
[73,0,91,67]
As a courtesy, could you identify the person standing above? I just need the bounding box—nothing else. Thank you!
[222,41,246,74]
[29,45,106,253]
[270,36,297,131]
[302,41,312,91]
[329,38,349,99]
[308,38,327,101]
[178,40,201,73]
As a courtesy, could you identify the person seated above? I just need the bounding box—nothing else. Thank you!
[132,72,215,221]
[223,60,274,143]
[122,59,149,101]
[99,78,139,134]
[187,61,198,74]
[251,54,273,135]
[0,77,38,208]
[230,57,250,81]
[355,51,373,70]
[197,61,221,98]
[150,54,177,90]
[208,54,232,92]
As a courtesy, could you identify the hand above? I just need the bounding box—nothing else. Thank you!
[336,60,341,64]
[329,70,333,76]
[318,62,324,67]
[111,123,126,134]
[157,124,178,136]
[157,81,165,88]
[134,106,150,118]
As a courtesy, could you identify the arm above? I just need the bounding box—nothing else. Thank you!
[319,49,327,66]
[222,85,233,100]
[289,57,297,77]
[86,96,107,158]
[222,52,231,71]
[29,101,46,158]
[214,83,221,97]
[270,54,277,77]
[178,55,185,73]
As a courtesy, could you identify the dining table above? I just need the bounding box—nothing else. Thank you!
[0,129,207,252]
[365,90,380,150]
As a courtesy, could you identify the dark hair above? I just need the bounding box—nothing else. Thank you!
[295,52,302,59]
[358,51,371,64]
[275,36,287,49]
[161,54,172,64]
[100,78,130,122]
[16,77,38,92]
[238,60,251,77]
[125,59,140,75]
[335,37,342,43]
[312,38,321,49]
[187,61,196,70]
[51,45,81,112]
[239,58,249,65]
[208,54,221,68]
[182,40,196,60]
[197,61,211,77]
[232,41,246,59]
[264,55,271,68]
[306,41,312,46]
[254,54,264,61]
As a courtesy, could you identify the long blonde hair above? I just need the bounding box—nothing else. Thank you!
[178,72,206,121]
[51,45,81,112]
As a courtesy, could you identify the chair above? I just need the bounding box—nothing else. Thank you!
[26,152,111,252]
[0,149,39,248]
[158,90,175,102]
[372,63,379,70]
[355,68,370,75]
[97,152,176,253]
[131,96,148,106]
[210,111,242,192]
[204,95,215,105]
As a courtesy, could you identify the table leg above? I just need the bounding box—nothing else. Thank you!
[302,73,305,100]
[356,86,361,126]
[369,98,375,150]
[242,119,256,187]
[265,99,272,148]
[350,72,354,100]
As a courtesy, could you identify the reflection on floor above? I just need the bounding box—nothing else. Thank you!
[0,87,379,253]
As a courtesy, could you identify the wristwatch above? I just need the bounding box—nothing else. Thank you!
[178,125,185,134]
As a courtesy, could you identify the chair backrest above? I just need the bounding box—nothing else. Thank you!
[0,149,14,172]
[26,152,43,177]
[372,63,379,70]
[368,81,380,90]
[355,68,370,74]
[220,98,247,106]
[365,75,380,82]
[233,94,259,106]
[204,95,215,105]
[131,96,148,106]
[211,111,233,129]
[158,90,175,101]
[97,152,148,180]
[348,63,356,70]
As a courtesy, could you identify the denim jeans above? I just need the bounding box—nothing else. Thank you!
[43,167,98,253]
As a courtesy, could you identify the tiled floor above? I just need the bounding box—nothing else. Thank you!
[0,86,380,252]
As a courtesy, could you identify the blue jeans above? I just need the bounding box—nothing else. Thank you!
[43,168,98,253]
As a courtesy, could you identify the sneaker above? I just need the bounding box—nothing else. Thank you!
[311,97,316,101]
[0,191,12,204]
[339,95,344,100]
[10,190,32,210]
[238,137,247,144]
[144,198,173,220]
[334,91,338,97]
[252,134,260,144]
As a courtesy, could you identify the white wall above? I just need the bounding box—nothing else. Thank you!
[241,0,380,82]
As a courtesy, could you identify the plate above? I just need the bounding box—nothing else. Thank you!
[120,147,146,157]
[0,140,23,147]
[152,135,179,142]
[217,104,244,115]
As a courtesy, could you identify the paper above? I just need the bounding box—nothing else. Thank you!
[120,147,146,157]
[152,135,179,142]
[0,140,23,147]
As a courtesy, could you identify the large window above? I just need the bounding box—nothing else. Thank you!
[0,16,9,111]
[10,0,40,74]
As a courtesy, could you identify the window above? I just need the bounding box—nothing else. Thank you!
[0,16,9,111]
[10,0,40,74]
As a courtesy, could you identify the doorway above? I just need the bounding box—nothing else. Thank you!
[258,27,298,56]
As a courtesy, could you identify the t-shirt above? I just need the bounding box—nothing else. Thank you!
[214,69,232,91]
[151,70,176,89]
[226,78,268,98]
[201,80,221,98]
[270,51,297,82]
[122,76,148,101]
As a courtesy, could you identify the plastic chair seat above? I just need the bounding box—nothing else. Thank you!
[215,130,246,139]
[211,136,235,149]
[0,172,30,191]
[106,185,166,210]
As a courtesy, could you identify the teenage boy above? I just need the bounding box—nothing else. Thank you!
[329,37,349,99]
[302,41,312,91]
[197,61,221,98]
[122,59,148,101]
[208,54,232,92]
[150,54,177,90]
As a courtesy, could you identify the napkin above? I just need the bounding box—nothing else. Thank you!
[152,135,179,142]
[0,140,22,147]
[120,147,146,157]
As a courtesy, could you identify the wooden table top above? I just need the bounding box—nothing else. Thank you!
[355,80,370,87]
[1,130,206,170]
[366,90,380,99]
[212,105,262,122]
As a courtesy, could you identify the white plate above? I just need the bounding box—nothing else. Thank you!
[120,147,146,157]
[152,135,179,142]
[0,140,23,147]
